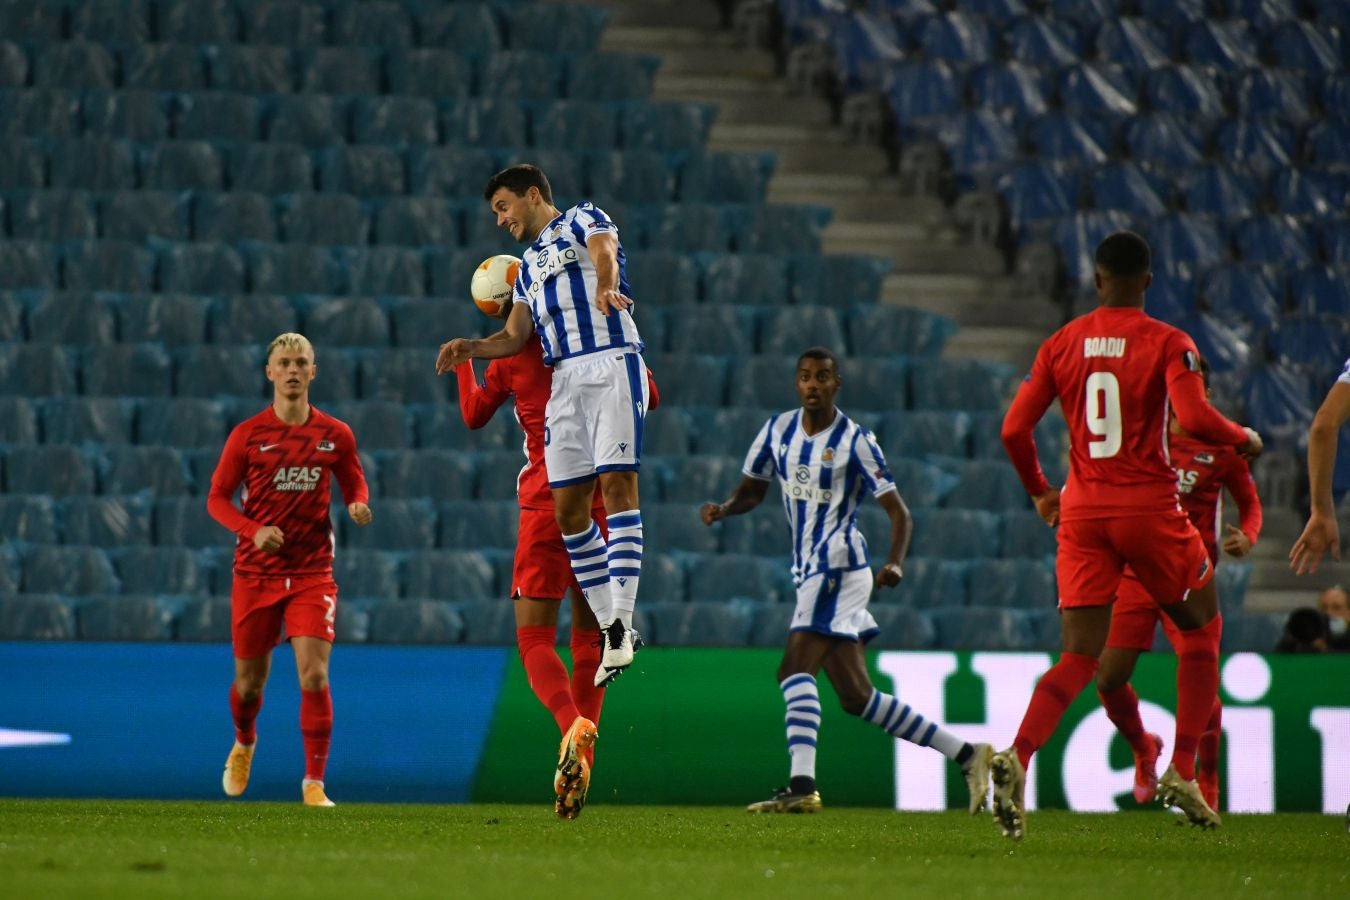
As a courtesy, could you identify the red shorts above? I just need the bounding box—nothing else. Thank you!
[231,572,338,660]
[1107,570,1185,651]
[1056,510,1214,610]
[512,507,609,600]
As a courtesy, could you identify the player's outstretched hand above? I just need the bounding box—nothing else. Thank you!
[1290,510,1341,575]
[1238,426,1264,459]
[594,288,633,317]
[699,502,724,526]
[348,502,372,527]
[435,338,472,375]
[1221,524,1251,558]
[1033,487,1061,528]
[253,525,284,553]
[874,562,903,589]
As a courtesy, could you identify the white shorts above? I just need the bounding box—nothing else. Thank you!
[544,349,649,486]
[790,567,879,642]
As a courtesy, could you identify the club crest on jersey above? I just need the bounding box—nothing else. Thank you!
[1182,350,1200,371]
[273,466,322,491]
[822,448,835,462]
[316,440,334,452]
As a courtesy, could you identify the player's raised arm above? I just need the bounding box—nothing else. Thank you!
[455,359,512,429]
[436,301,535,373]
[206,424,266,544]
[1290,376,1350,574]
[586,231,632,317]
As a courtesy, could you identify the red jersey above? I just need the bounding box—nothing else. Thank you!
[1170,431,1262,564]
[1003,305,1248,522]
[455,335,659,509]
[207,405,369,576]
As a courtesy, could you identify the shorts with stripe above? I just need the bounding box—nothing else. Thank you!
[544,349,649,486]
[790,566,878,642]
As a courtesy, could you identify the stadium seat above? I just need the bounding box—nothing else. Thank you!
[508,4,606,52]
[245,243,339,295]
[331,0,412,48]
[1146,65,1227,119]
[174,93,262,143]
[62,494,154,547]
[1093,18,1169,74]
[910,509,1001,559]
[476,451,532,500]
[1087,162,1168,218]
[1221,613,1286,654]
[121,44,207,91]
[350,97,437,149]
[401,549,497,601]
[378,449,475,503]
[1267,20,1340,73]
[1212,119,1295,179]
[8,190,98,241]
[936,108,1021,173]
[1058,62,1139,118]
[886,60,963,121]
[0,89,80,139]
[714,508,788,557]
[644,353,729,407]
[915,10,993,64]
[789,255,891,309]
[23,545,119,595]
[0,137,46,189]
[529,100,617,150]
[192,192,275,242]
[34,40,117,91]
[942,460,1028,512]
[79,91,166,142]
[727,355,800,410]
[664,305,754,355]
[1305,121,1350,171]
[139,141,222,192]
[322,400,409,451]
[176,596,232,641]
[51,138,137,191]
[679,152,774,204]
[174,345,266,399]
[880,410,972,461]
[0,39,22,88]
[0,594,76,640]
[454,599,517,645]
[0,493,58,543]
[588,150,677,204]
[41,396,134,444]
[759,305,846,356]
[620,102,715,152]
[299,47,381,95]
[1241,363,1315,446]
[966,559,1056,610]
[1124,113,1206,170]
[1182,165,1258,220]
[1234,68,1313,123]
[836,357,908,412]
[1290,266,1350,317]
[277,193,369,246]
[644,502,719,554]
[294,296,387,347]
[438,98,525,150]
[437,499,516,550]
[0,395,37,443]
[658,455,740,503]
[1233,214,1315,266]
[567,54,658,101]
[154,497,227,549]
[1271,169,1338,220]
[0,343,75,396]
[101,446,193,496]
[340,247,426,296]
[413,401,516,451]
[135,398,227,449]
[232,145,314,197]
[879,458,949,509]
[264,95,348,147]
[240,0,325,44]
[930,605,1033,650]
[329,548,401,601]
[894,557,968,609]
[80,594,177,640]
[1005,16,1086,68]
[643,406,691,456]
[369,599,465,644]
[119,293,206,344]
[0,0,65,41]
[340,497,435,551]
[644,601,753,647]
[318,146,406,198]
[62,240,156,293]
[685,553,788,605]
[1027,112,1110,165]
[208,295,297,346]
[208,44,294,93]
[995,161,1078,230]
[910,359,1011,412]
[414,1,500,49]
[477,51,560,101]
[741,205,830,255]
[102,191,191,242]
[967,61,1049,122]
[387,49,472,100]
[624,253,700,306]
[1198,264,1283,329]
[867,605,938,650]
[27,292,116,344]
[747,603,792,647]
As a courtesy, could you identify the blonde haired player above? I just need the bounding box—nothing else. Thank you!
[207,332,372,807]
[437,164,649,687]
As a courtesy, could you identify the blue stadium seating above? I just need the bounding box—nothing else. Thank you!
[1146,65,1227,119]
[102,446,194,496]
[1241,363,1315,446]
[1027,112,1110,165]
[240,0,326,45]
[569,53,658,102]
[409,147,498,198]
[331,1,413,48]
[54,138,137,191]
[480,51,561,101]
[62,494,154,547]
[620,102,714,152]
[643,405,691,456]
[175,345,265,399]
[1212,119,1295,178]
[330,548,401,600]
[1199,264,1283,329]
[245,243,339,294]
[62,240,155,292]
[79,594,176,640]
[176,596,231,641]
[209,295,297,345]
[886,60,963,122]
[909,509,1001,559]
[319,146,406,198]
[868,604,937,650]
[378,450,475,503]
[194,191,277,242]
[176,93,262,143]
[0,291,21,341]
[9,190,98,241]
[438,500,517,550]
[264,95,348,147]
[0,494,58,543]
[24,545,120,595]
[440,97,526,148]
[1290,266,1350,317]
[664,305,753,355]
[299,47,382,96]
[102,190,192,242]
[456,599,519,644]
[0,395,38,443]
[790,254,891,307]
[341,247,426,296]
[656,455,740,503]
[1271,169,1339,220]
[121,293,208,344]
[929,606,1034,650]
[1005,15,1081,67]
[0,0,65,42]
[895,557,968,609]
[645,353,729,407]
[477,450,533,500]
[695,254,786,307]
[1058,62,1138,118]
[209,45,295,94]
[415,2,501,50]
[142,141,225,191]
[277,193,369,245]
[942,459,1028,511]
[372,197,456,247]
[35,41,117,91]
[881,410,972,460]
[685,553,788,605]
[344,497,437,550]
[122,44,207,91]
[0,343,75,395]
[0,138,46,188]
[623,253,698,307]
[910,358,1010,412]
[996,161,1078,229]
[353,96,439,148]
[1232,214,1315,266]
[296,296,388,347]
[387,49,472,100]
[966,558,1056,609]
[726,354,798,409]
[137,398,227,448]
[370,599,466,644]
[643,502,719,554]
[883,458,951,508]
[158,0,237,43]
[0,89,80,138]
[0,41,22,88]
[41,396,135,444]
[325,400,410,450]
[1268,20,1340,73]
[759,305,845,355]
[402,550,497,600]
[27,292,116,344]
[1234,68,1313,123]
[0,593,76,640]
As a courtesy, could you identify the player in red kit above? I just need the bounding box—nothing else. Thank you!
[453,304,658,820]
[207,333,371,807]
[1097,356,1263,812]
[995,232,1262,839]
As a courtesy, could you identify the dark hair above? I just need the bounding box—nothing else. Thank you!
[797,346,839,371]
[1277,607,1330,653]
[483,164,552,205]
[1094,230,1151,277]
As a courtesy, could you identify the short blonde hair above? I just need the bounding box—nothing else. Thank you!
[266,332,314,362]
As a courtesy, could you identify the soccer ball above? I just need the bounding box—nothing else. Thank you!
[470,254,521,317]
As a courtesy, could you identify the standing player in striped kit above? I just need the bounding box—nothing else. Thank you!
[207,333,372,807]
[700,348,993,814]
[437,165,649,687]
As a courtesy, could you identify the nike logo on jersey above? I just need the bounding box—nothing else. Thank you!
[259,444,280,452]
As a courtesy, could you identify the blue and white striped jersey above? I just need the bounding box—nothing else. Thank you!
[512,201,643,366]
[742,408,897,584]
[1338,357,1350,385]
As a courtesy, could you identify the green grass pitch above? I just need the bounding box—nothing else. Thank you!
[0,800,1343,899]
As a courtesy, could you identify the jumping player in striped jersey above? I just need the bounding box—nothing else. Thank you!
[438,165,648,687]
[1290,357,1350,575]
[700,348,992,814]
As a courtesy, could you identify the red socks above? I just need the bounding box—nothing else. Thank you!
[569,628,605,726]
[1172,615,1222,780]
[229,684,262,746]
[518,626,580,735]
[1199,698,1222,777]
[1014,652,1099,769]
[1098,683,1150,756]
[300,687,333,782]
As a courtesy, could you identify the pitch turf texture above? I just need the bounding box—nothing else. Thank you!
[0,801,1342,899]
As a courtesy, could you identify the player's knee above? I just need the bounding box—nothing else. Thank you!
[1096,668,1127,694]
[234,678,264,701]
[298,667,328,692]
[600,480,637,513]
[837,690,869,718]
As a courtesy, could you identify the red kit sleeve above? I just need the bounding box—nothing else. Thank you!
[646,367,660,410]
[1001,344,1057,497]
[206,424,262,542]
[1166,336,1249,447]
[456,359,511,429]
[1223,454,1263,547]
[333,420,370,506]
